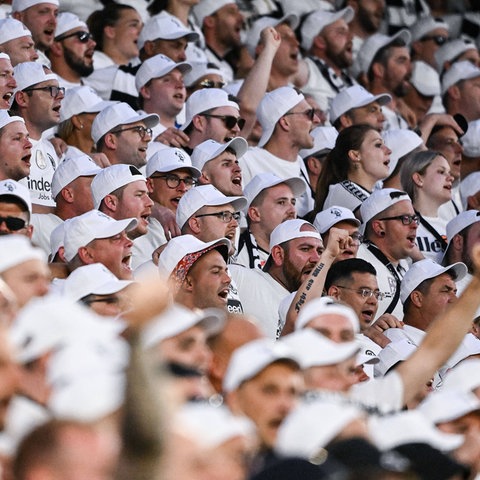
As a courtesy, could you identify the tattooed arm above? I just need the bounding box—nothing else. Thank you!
[280,227,351,336]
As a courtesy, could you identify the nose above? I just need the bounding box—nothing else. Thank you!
[25,138,33,149]
[384,144,392,155]
[454,141,463,154]
[222,269,231,286]
[176,180,188,192]
[0,220,10,233]
[145,194,154,208]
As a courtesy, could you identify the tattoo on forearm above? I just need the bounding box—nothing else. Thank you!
[294,263,326,312]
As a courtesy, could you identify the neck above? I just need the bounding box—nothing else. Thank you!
[103,44,131,66]
[65,131,94,155]
[23,119,43,140]
[248,224,270,252]
[264,137,299,162]
[349,170,377,192]
[50,61,81,83]
[415,193,444,217]
[266,265,290,291]
[348,21,372,40]
[268,70,290,91]
[144,104,177,128]
[461,159,480,179]
[370,239,400,266]
[205,35,229,59]
[166,4,190,25]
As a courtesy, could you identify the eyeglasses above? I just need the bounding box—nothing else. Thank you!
[150,173,196,188]
[378,214,420,226]
[198,79,226,89]
[284,108,316,121]
[388,190,408,200]
[336,286,385,301]
[195,211,241,223]
[110,125,153,139]
[0,216,27,231]
[350,232,364,245]
[420,35,448,46]
[23,85,65,98]
[56,31,94,43]
[200,114,246,130]
[82,296,120,306]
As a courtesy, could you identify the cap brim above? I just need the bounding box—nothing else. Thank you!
[91,279,134,295]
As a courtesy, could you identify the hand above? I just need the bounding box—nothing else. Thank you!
[89,152,111,168]
[324,227,353,259]
[150,203,181,240]
[155,128,189,148]
[396,98,417,129]
[259,26,281,53]
[49,137,68,158]
[370,313,404,332]
[362,327,392,348]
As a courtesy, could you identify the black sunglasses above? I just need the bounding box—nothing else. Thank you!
[200,114,246,130]
[198,79,226,89]
[0,216,27,231]
[284,108,316,121]
[56,31,94,43]
[420,35,448,46]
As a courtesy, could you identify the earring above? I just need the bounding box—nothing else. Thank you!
[79,123,84,129]
[379,231,385,237]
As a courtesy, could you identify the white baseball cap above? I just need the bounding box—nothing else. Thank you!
[257,86,305,147]
[135,53,192,91]
[299,126,338,159]
[245,14,299,57]
[410,61,441,97]
[359,188,411,227]
[441,60,480,95]
[138,12,199,50]
[355,30,411,76]
[63,210,137,262]
[460,172,480,209]
[62,263,133,302]
[176,184,247,229]
[313,206,360,234]
[400,258,467,304]
[60,86,115,122]
[158,234,230,282]
[223,338,299,392]
[181,88,239,131]
[269,219,321,251]
[13,61,57,92]
[410,16,449,42]
[383,129,424,175]
[294,296,360,332]
[435,38,477,74]
[183,61,225,87]
[276,399,364,459]
[0,110,24,130]
[442,358,480,393]
[330,85,391,124]
[91,164,146,210]
[191,137,248,171]
[282,328,359,368]
[141,303,226,348]
[0,179,32,214]
[91,102,159,145]
[445,209,480,251]
[0,236,46,273]
[193,0,235,26]
[54,12,87,39]
[12,0,58,12]
[243,172,306,209]
[146,147,200,178]
[301,6,354,52]
[461,120,480,157]
[51,154,101,200]
[0,18,32,44]
[374,339,417,377]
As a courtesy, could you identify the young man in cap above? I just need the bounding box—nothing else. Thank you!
[132,148,200,268]
[11,0,59,66]
[136,54,191,148]
[63,209,137,280]
[158,235,232,310]
[0,53,16,110]
[91,164,154,242]
[236,172,305,270]
[239,86,321,217]
[329,85,391,132]
[182,88,244,152]
[46,12,96,90]
[294,7,356,113]
[193,0,244,83]
[91,102,159,169]
[0,18,38,66]
[409,17,449,69]
[10,62,64,212]
[0,111,32,181]
[355,30,413,130]
[0,179,33,238]
[443,210,480,294]
[356,188,419,321]
[31,154,101,254]
[191,137,247,197]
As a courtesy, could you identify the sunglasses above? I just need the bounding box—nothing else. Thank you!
[56,31,94,43]
[284,108,316,120]
[420,35,448,46]
[0,216,27,231]
[201,114,246,130]
[198,79,226,89]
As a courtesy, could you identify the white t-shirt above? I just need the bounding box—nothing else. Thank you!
[239,147,313,217]
[415,215,447,263]
[20,138,61,208]
[31,213,63,255]
[357,243,408,321]
[131,218,167,270]
[228,264,289,338]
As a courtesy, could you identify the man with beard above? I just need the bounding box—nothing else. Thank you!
[347,0,385,59]
[295,7,356,114]
[12,0,58,67]
[355,30,412,130]
[47,12,96,90]
[228,219,325,338]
